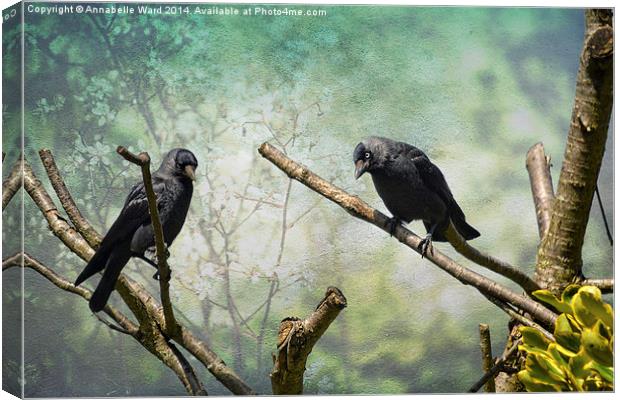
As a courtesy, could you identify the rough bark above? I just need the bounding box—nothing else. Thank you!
[270,287,347,394]
[535,9,614,293]
[258,143,557,328]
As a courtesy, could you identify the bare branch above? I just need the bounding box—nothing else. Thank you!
[271,287,347,394]
[535,9,613,292]
[38,149,102,247]
[258,142,557,327]
[581,278,613,294]
[3,252,139,336]
[526,143,554,239]
[478,324,496,392]
[116,146,178,337]
[444,225,539,292]
[2,155,22,210]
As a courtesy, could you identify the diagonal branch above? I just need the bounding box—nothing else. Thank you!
[444,225,539,292]
[38,149,102,248]
[258,142,557,328]
[526,143,554,239]
[2,155,22,210]
[270,287,347,394]
[116,146,178,337]
[2,252,139,335]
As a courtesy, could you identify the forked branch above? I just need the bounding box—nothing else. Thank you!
[271,287,347,394]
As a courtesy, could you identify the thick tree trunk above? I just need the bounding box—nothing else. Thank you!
[535,9,613,293]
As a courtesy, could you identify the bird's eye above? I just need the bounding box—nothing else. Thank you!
[364,152,371,160]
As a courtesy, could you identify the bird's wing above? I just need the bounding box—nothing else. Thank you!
[409,151,465,220]
[99,178,166,248]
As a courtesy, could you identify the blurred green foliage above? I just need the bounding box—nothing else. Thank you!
[518,285,614,391]
[2,3,612,396]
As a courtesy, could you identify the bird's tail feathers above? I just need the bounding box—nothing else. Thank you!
[449,200,480,241]
[75,245,112,287]
[88,249,131,312]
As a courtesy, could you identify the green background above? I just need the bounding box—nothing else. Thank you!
[2,2,613,396]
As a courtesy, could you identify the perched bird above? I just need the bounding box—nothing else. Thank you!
[75,148,198,312]
[353,136,479,256]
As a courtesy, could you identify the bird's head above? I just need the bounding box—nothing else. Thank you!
[353,137,389,179]
[160,148,198,181]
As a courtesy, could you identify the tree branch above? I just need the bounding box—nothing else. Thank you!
[270,287,347,394]
[535,9,614,293]
[2,155,22,210]
[444,225,539,292]
[116,146,178,337]
[526,143,554,239]
[2,252,139,336]
[581,278,613,294]
[258,142,557,328]
[478,324,496,392]
[38,149,102,248]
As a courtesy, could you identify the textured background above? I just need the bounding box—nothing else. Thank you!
[2,3,613,396]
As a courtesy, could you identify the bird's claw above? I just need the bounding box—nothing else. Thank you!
[152,271,160,281]
[418,234,434,258]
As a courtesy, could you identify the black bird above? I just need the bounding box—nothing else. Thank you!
[353,136,479,256]
[75,148,198,312]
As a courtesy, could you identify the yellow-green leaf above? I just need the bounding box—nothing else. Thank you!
[547,343,570,370]
[569,349,592,379]
[561,284,581,308]
[520,326,552,350]
[586,361,614,383]
[582,323,613,367]
[533,289,571,313]
[526,353,567,385]
[572,290,599,328]
[576,287,613,329]
[554,314,581,352]
[518,370,562,392]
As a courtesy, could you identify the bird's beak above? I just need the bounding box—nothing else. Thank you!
[184,165,196,181]
[354,160,367,180]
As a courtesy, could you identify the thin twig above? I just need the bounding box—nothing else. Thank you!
[595,184,613,246]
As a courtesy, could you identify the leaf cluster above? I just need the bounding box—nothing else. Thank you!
[518,285,613,391]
